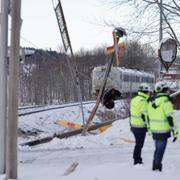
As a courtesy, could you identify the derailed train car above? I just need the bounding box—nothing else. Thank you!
[92,66,155,97]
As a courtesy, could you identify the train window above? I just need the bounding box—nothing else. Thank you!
[123,74,129,81]
[131,76,136,82]
[150,78,154,83]
[146,77,149,83]
[136,76,140,82]
[124,75,127,81]
[128,75,131,82]
[142,77,145,82]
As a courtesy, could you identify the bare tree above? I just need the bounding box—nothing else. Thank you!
[19,44,156,105]
[101,0,180,48]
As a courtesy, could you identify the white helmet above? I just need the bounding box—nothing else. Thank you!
[154,81,169,92]
[138,83,151,92]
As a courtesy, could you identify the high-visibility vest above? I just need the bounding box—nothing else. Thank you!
[148,93,177,134]
[130,92,149,128]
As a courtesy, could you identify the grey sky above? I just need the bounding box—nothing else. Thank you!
[21,0,124,53]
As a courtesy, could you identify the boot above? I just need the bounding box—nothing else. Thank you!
[152,160,156,170]
[134,158,143,165]
[157,164,162,171]
[152,160,162,171]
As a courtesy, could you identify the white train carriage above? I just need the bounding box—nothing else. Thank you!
[92,66,155,95]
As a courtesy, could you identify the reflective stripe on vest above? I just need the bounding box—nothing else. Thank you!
[149,118,168,123]
[131,124,146,128]
[149,117,170,132]
[130,92,149,128]
[151,129,170,134]
[148,94,174,133]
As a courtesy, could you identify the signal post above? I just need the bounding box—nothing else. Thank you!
[82,28,126,135]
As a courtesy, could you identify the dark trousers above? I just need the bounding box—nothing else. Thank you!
[153,139,167,166]
[132,131,146,163]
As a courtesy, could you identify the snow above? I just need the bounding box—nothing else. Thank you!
[1,102,180,180]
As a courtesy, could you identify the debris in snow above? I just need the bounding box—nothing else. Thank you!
[62,162,79,176]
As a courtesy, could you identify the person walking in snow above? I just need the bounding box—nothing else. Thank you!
[130,83,151,165]
[148,81,178,171]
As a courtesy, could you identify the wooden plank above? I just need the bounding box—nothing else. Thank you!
[62,162,79,176]
[20,118,119,147]
[56,119,82,129]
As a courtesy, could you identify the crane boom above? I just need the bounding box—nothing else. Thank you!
[52,0,85,125]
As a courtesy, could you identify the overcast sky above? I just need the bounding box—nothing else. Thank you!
[20,0,129,53]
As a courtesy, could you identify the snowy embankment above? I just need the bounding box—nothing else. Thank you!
[1,102,180,180]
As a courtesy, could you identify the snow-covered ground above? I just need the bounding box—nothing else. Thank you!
[1,102,180,180]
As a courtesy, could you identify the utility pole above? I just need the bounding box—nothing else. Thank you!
[0,0,9,174]
[159,0,163,42]
[159,0,163,78]
[6,0,21,179]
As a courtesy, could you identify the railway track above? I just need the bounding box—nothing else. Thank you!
[19,99,129,146]
[18,105,45,110]
[18,101,96,116]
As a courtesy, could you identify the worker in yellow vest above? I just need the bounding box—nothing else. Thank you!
[130,83,151,165]
[148,81,178,171]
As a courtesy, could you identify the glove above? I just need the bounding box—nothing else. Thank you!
[172,129,179,143]
[173,137,177,142]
